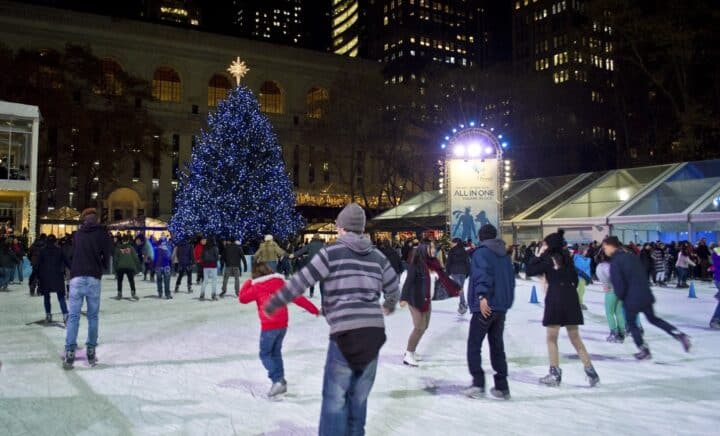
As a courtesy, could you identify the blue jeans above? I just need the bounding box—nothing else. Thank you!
[676,267,688,285]
[65,277,102,352]
[200,267,217,296]
[450,273,467,307]
[259,328,286,383]
[319,340,378,436]
[156,267,171,297]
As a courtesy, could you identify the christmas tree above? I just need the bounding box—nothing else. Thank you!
[169,84,304,242]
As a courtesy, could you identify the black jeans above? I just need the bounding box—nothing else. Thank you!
[43,289,68,315]
[625,305,679,348]
[467,311,508,391]
[116,268,136,294]
[176,265,193,291]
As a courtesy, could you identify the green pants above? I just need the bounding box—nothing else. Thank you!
[604,292,626,333]
[577,280,586,305]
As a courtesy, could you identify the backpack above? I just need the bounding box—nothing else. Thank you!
[202,247,218,263]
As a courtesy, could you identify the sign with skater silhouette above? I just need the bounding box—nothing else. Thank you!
[449,159,499,245]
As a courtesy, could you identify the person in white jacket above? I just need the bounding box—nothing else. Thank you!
[675,243,696,288]
[596,251,626,343]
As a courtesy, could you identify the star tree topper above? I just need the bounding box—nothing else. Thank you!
[227,56,250,87]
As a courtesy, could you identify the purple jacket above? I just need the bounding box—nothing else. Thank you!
[712,252,720,282]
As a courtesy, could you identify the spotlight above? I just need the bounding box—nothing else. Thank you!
[453,145,466,157]
[484,146,494,154]
[468,142,482,157]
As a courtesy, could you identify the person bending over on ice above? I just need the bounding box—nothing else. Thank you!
[264,203,399,436]
[603,237,691,360]
[463,224,515,400]
[526,230,600,387]
[239,262,319,398]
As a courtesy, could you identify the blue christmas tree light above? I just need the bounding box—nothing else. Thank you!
[169,85,304,242]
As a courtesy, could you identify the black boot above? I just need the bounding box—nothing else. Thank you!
[634,344,652,360]
[131,290,139,300]
[45,313,52,324]
[63,350,75,370]
[87,347,97,366]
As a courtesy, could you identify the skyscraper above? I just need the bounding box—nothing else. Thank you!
[232,0,305,46]
[145,0,201,26]
[332,0,360,56]
[512,0,617,175]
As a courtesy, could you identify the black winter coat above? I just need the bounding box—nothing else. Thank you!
[401,263,431,312]
[446,244,470,275]
[526,255,583,327]
[610,251,656,312]
[223,243,247,271]
[37,242,70,292]
[379,245,402,274]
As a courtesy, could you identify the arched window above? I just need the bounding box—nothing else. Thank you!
[306,87,329,119]
[208,74,231,107]
[259,81,283,114]
[152,66,181,102]
[95,59,123,96]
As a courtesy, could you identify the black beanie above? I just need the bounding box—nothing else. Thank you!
[478,224,498,241]
[544,229,566,250]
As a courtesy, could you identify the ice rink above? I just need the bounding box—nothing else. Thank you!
[1,273,718,436]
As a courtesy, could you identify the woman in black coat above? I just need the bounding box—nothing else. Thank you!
[37,235,70,324]
[526,230,599,388]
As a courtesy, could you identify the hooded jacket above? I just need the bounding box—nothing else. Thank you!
[239,273,319,331]
[469,238,516,313]
[265,232,399,335]
[254,240,286,263]
[70,222,112,279]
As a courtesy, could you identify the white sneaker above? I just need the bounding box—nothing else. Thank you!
[403,351,419,367]
[268,381,287,398]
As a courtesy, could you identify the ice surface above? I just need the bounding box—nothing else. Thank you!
[1,274,718,435]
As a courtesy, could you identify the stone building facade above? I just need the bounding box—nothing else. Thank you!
[0,1,390,225]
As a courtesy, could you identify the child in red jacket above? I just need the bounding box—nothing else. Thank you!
[239,262,319,398]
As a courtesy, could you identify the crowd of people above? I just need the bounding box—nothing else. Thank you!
[2,204,719,435]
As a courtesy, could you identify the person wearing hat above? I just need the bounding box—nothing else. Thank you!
[254,235,286,272]
[63,208,113,370]
[603,236,692,359]
[264,203,399,436]
[526,230,600,387]
[462,224,516,400]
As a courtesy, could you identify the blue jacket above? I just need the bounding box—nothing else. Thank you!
[154,242,172,269]
[610,250,655,312]
[469,239,515,313]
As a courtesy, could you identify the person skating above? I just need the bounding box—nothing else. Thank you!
[462,224,515,400]
[27,234,46,295]
[603,236,691,360]
[113,235,141,300]
[221,238,247,297]
[446,237,470,315]
[675,243,695,288]
[710,247,720,329]
[651,243,669,287]
[239,262,320,398]
[155,237,173,299]
[264,203,399,436]
[172,239,195,293]
[526,230,600,387]
[254,235,286,272]
[199,237,219,300]
[0,241,18,292]
[573,247,592,310]
[400,240,460,367]
[290,234,324,298]
[64,208,113,370]
[142,236,156,281]
[595,250,626,343]
[37,235,70,324]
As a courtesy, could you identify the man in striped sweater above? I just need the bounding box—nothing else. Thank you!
[265,203,399,436]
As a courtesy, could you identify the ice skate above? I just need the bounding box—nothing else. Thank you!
[219,290,227,297]
[606,332,617,343]
[489,388,511,400]
[63,350,75,370]
[131,292,139,301]
[165,294,173,300]
[458,302,468,315]
[87,347,97,367]
[45,313,52,324]
[539,367,562,387]
[268,381,287,398]
[710,319,720,330]
[62,313,69,325]
[461,385,484,399]
[403,351,419,367]
[114,293,122,300]
[584,365,600,387]
[674,333,692,353]
[615,332,625,343]
[634,345,652,360]
[211,294,218,301]
[199,293,205,300]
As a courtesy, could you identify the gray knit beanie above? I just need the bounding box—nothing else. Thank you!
[336,203,366,233]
